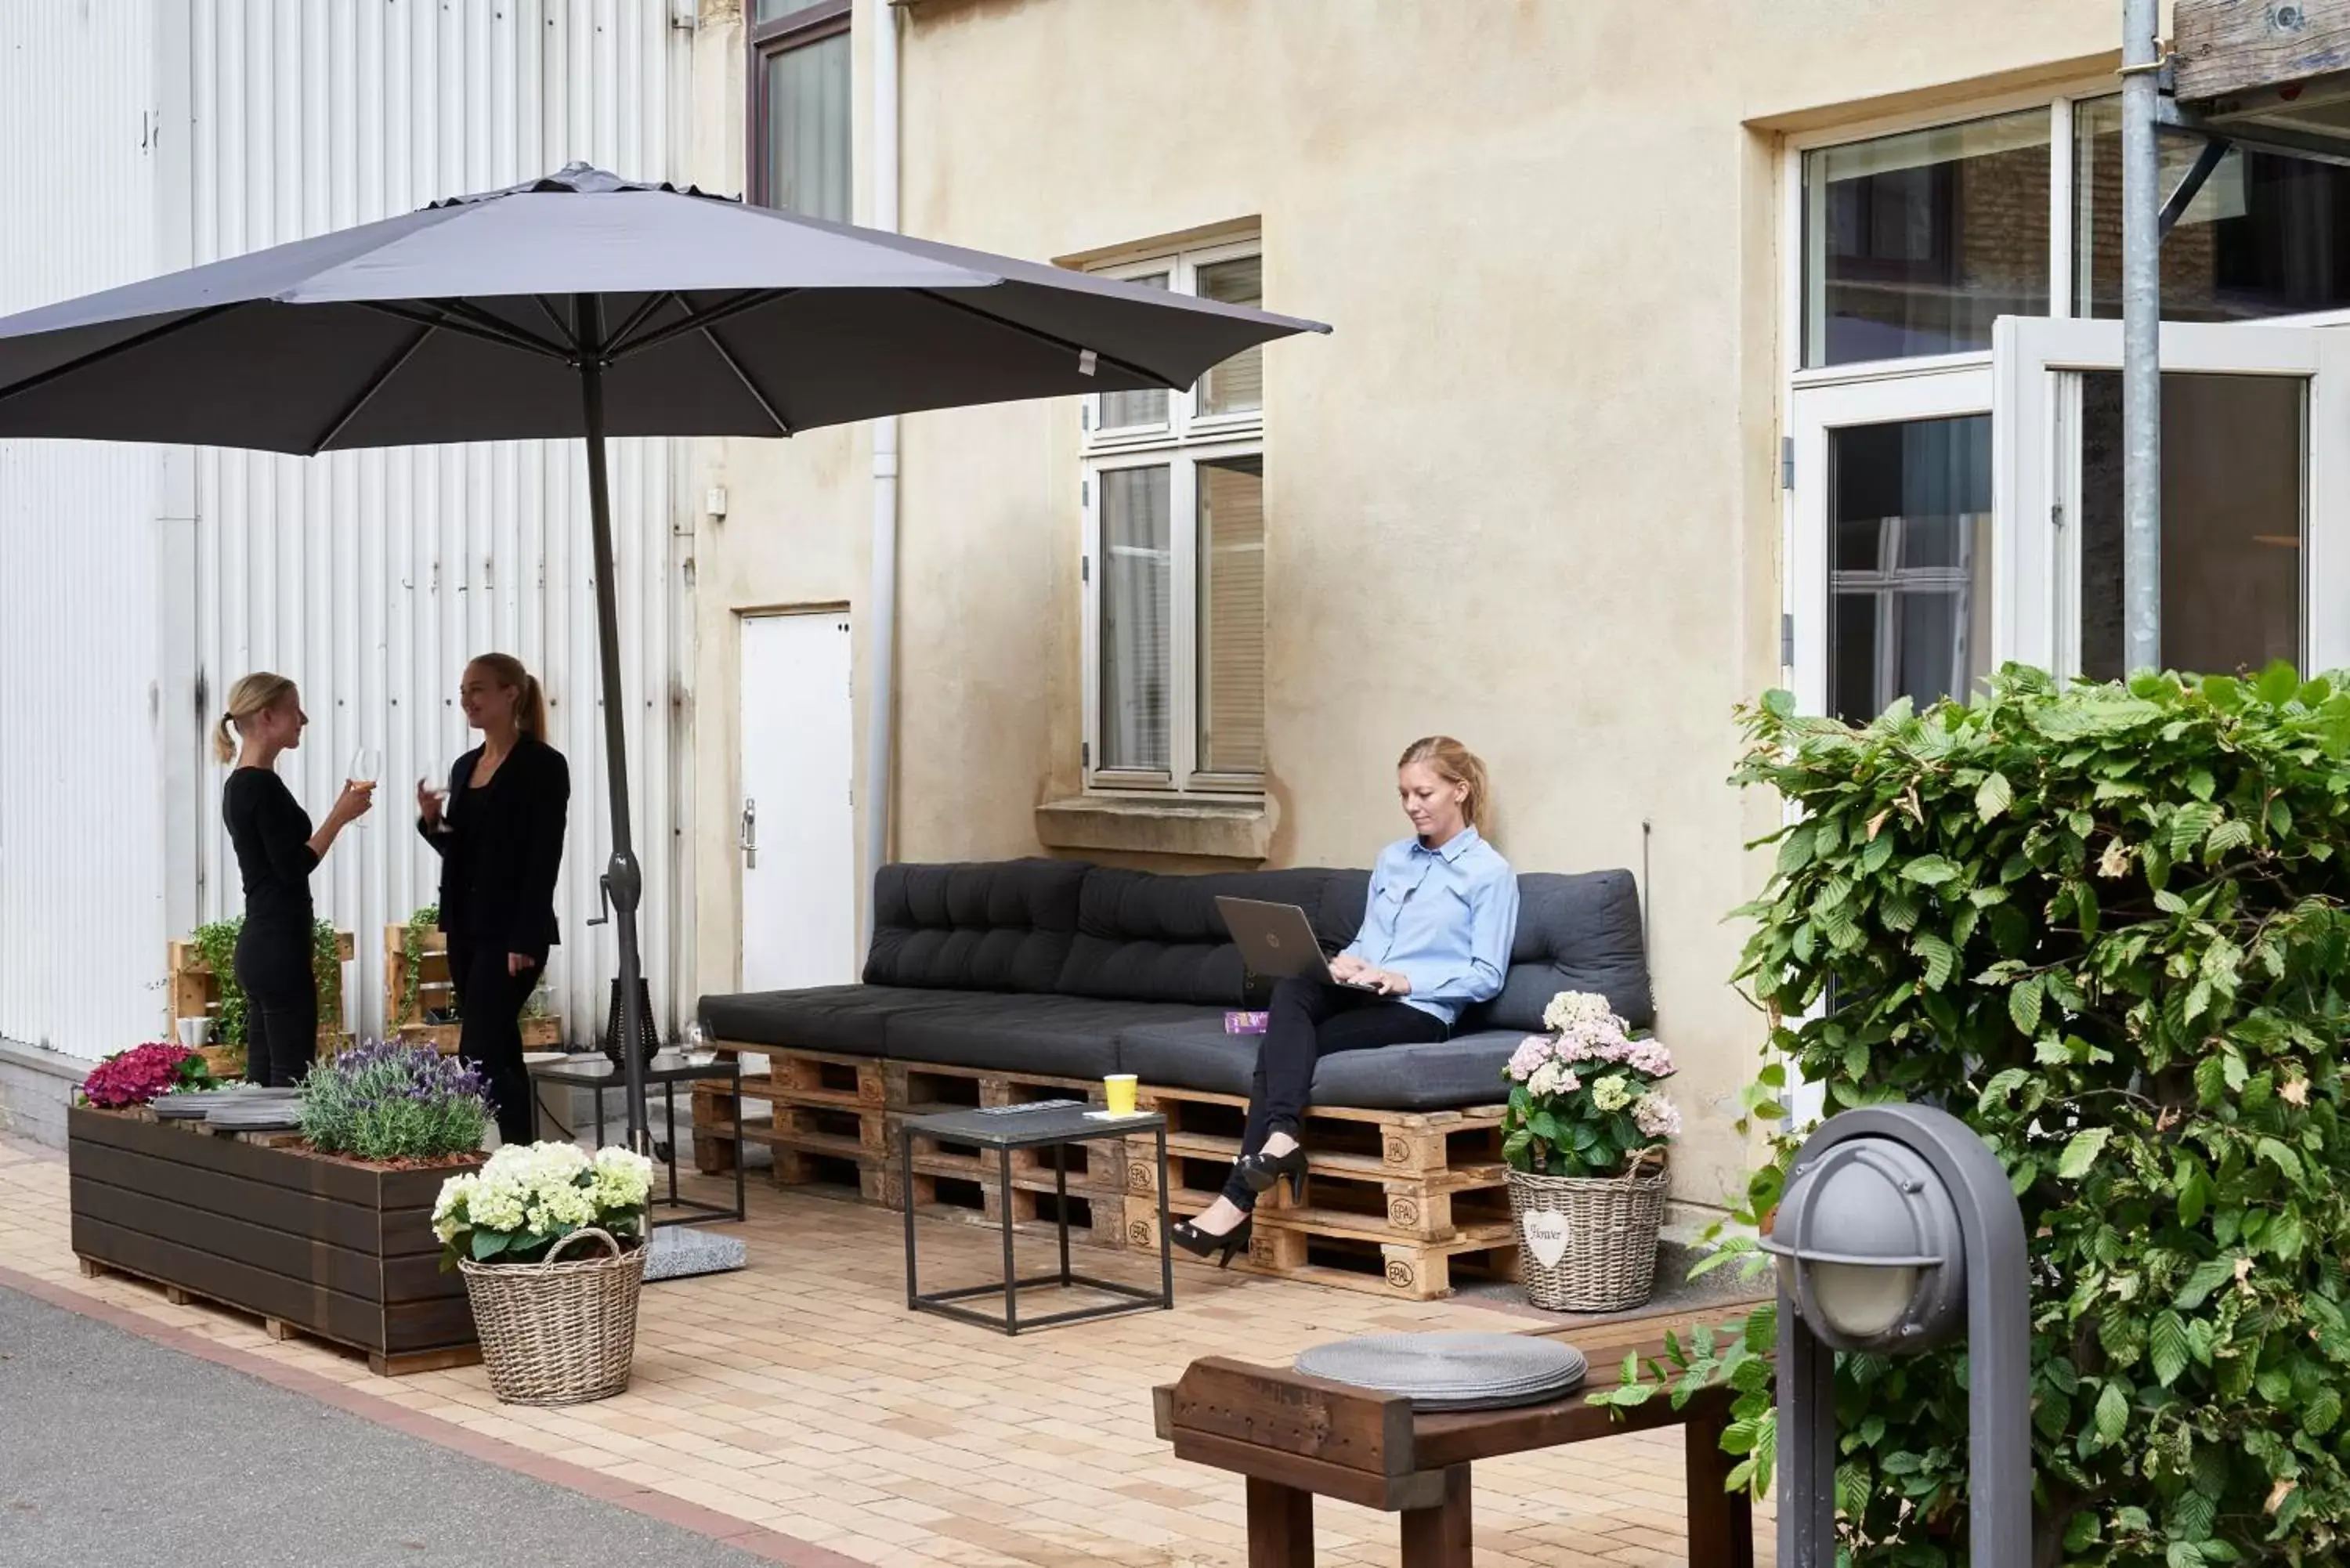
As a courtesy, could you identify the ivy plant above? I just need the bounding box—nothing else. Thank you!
[1631,665,2350,1566]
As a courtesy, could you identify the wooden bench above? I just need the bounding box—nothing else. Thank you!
[1152,1302,1764,1567]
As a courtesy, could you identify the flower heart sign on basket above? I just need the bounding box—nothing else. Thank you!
[1520,1209,1572,1270]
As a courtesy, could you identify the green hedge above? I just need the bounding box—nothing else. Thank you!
[1720,665,2350,1566]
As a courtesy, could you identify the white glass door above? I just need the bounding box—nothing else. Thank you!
[1787,364,1997,721]
[1995,316,2350,678]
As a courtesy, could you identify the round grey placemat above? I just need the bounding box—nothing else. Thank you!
[1293,1332,1588,1412]
[153,1093,226,1120]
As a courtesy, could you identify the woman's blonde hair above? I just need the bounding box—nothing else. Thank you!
[213,672,298,764]
[469,653,548,740]
[1397,735,1491,826]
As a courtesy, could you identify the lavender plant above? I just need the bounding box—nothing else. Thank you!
[300,1040,490,1162]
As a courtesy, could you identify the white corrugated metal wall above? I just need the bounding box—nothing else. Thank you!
[0,0,696,1059]
[180,0,696,1045]
[0,2,170,1058]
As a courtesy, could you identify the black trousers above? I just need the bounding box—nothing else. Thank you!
[1223,977,1448,1211]
[448,937,541,1147]
[234,920,317,1089]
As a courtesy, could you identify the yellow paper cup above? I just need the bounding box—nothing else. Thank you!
[1104,1073,1139,1116]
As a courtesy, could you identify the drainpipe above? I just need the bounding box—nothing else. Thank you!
[2120,0,2162,674]
[862,0,901,956]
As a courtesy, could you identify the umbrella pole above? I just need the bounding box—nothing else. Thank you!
[578,294,652,1154]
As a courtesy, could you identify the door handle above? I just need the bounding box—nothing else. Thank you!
[739,797,757,870]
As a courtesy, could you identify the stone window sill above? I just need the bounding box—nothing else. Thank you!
[1034,793,1274,862]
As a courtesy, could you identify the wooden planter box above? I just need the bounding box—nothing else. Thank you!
[67,1106,482,1375]
[385,924,562,1053]
[168,930,357,1075]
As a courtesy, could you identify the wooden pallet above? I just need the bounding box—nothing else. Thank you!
[1124,1195,1521,1302]
[75,1254,483,1375]
[693,1039,1519,1293]
[385,925,562,1053]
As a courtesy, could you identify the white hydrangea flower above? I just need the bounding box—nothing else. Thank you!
[1589,1075,1634,1113]
[1633,1093,1683,1140]
[1526,1061,1564,1100]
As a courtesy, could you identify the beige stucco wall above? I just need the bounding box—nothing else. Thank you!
[682,0,2125,1217]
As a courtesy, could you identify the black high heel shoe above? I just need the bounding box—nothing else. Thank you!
[1238,1143,1308,1204]
[1170,1214,1253,1269]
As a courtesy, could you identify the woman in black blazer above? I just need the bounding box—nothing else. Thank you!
[418,653,569,1146]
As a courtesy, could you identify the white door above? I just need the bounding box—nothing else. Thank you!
[738,612,856,992]
[1995,316,2350,678]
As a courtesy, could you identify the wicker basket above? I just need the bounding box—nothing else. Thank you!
[1506,1155,1669,1313]
[457,1226,647,1405]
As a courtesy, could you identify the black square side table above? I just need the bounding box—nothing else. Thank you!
[900,1103,1172,1335]
[526,1053,747,1227]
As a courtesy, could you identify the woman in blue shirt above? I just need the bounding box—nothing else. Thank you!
[1172,736,1520,1265]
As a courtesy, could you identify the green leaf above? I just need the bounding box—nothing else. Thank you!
[2257,659,2301,705]
[1975,771,2014,822]
[1776,823,1817,877]
[2095,1381,2131,1447]
[1912,932,1956,991]
[1900,856,1961,887]
[2008,974,2044,1036]
[2150,1311,2190,1388]
[2255,1137,2302,1180]
[2176,1259,2232,1310]
[470,1228,511,1261]
[2193,1055,2228,1108]
[2059,1127,2113,1180]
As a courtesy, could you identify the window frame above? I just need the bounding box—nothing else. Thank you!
[1079,236,1267,797]
[745,0,853,215]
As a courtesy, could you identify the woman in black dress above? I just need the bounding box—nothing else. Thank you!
[418,653,569,1147]
[217,674,374,1087]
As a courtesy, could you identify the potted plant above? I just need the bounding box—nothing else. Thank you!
[79,1042,216,1110]
[69,1039,490,1375]
[434,1142,656,1407]
[1499,990,1680,1312]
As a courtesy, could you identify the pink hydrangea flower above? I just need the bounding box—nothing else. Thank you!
[1505,1035,1554,1082]
[1632,1093,1683,1139]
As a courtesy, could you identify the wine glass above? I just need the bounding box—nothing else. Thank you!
[423,766,454,834]
[348,746,380,829]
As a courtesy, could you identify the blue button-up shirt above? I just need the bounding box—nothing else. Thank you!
[1341,826,1519,1028]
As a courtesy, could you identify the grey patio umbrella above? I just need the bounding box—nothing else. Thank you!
[0,163,1327,1147]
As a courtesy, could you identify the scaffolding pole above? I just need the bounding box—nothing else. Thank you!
[2121,0,2163,674]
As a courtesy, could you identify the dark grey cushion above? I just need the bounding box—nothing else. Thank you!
[884,995,1224,1082]
[1117,1016,1520,1111]
[862,859,1087,994]
[697,985,982,1057]
[1056,866,1353,1005]
[1466,870,1652,1033]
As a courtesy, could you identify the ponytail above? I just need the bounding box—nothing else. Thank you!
[468,653,546,741]
[214,672,298,764]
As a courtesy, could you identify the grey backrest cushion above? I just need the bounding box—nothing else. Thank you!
[862,859,1088,993]
[1465,869,1652,1032]
[1056,866,1358,1004]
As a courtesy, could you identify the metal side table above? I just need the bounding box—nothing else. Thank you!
[901,1102,1172,1335]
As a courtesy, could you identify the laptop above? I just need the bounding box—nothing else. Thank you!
[1216,897,1384,991]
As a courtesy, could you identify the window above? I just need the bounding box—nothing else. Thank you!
[1083,240,1266,793]
[2075,96,2350,321]
[1802,109,2052,367]
[1789,93,2350,724]
[749,0,851,221]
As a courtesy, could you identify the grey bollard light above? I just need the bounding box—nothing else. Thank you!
[1758,1104,2031,1566]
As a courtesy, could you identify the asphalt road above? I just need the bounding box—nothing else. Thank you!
[0,1284,773,1568]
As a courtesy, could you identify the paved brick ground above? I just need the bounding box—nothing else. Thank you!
[0,1136,1773,1566]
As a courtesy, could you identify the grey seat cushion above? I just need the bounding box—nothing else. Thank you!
[1465,869,1652,1033]
[1055,866,1362,1005]
[697,985,983,1057]
[1118,1016,1520,1111]
[885,994,1224,1082]
[862,859,1087,993]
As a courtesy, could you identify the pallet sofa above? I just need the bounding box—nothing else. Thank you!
[695,858,1650,1300]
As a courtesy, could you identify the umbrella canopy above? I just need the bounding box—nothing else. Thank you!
[0,163,1328,1146]
[0,164,1324,451]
